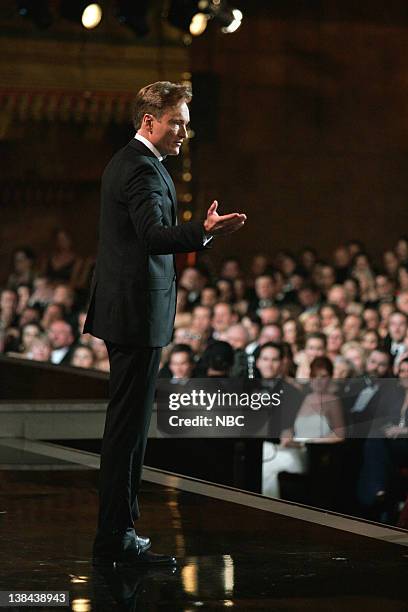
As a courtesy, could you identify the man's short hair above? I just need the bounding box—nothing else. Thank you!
[305,332,327,346]
[389,310,408,322]
[255,341,284,360]
[169,343,194,362]
[298,282,319,294]
[133,81,192,130]
[370,348,391,362]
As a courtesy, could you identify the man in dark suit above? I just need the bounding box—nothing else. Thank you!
[84,81,246,567]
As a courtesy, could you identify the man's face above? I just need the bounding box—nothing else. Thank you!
[191,307,211,334]
[226,325,248,350]
[48,322,73,349]
[200,287,217,307]
[375,275,393,298]
[42,304,64,329]
[169,352,193,379]
[398,361,408,388]
[212,304,232,332]
[221,260,240,279]
[363,308,379,330]
[366,350,390,377]
[256,347,281,379]
[334,247,350,267]
[1,290,17,311]
[53,285,74,309]
[397,292,408,315]
[320,266,335,289]
[327,287,347,310]
[388,313,408,342]
[148,102,189,156]
[258,324,282,345]
[255,276,275,300]
[259,306,280,325]
[180,267,201,291]
[298,288,317,308]
[19,307,40,327]
[344,347,365,375]
[342,315,362,341]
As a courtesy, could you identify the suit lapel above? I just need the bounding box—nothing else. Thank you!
[152,158,178,225]
[127,139,178,225]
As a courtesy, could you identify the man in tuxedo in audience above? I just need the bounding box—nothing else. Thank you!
[383,311,408,364]
[84,81,246,567]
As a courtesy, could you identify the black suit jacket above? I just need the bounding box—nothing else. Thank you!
[84,138,208,346]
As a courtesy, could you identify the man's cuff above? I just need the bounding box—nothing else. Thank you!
[203,233,213,246]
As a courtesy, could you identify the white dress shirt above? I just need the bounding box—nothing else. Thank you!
[51,346,70,365]
[135,133,163,160]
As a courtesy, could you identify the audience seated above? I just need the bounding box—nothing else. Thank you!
[2,234,408,525]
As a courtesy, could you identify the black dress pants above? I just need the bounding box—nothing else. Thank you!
[95,340,161,541]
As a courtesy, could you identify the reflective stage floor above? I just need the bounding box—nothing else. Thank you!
[0,440,408,611]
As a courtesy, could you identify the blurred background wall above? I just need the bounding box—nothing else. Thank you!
[1,0,408,281]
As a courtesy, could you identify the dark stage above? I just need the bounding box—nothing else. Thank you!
[0,441,407,611]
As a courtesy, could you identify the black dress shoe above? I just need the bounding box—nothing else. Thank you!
[92,531,151,566]
[115,550,177,567]
[134,534,151,552]
[93,549,176,568]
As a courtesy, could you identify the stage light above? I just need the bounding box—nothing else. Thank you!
[17,0,52,29]
[116,0,150,36]
[189,12,208,36]
[207,1,243,34]
[82,4,102,29]
[168,0,207,36]
[168,0,242,36]
[221,8,242,33]
[60,1,103,30]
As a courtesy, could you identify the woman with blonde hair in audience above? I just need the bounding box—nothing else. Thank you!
[299,311,321,334]
[333,355,355,380]
[30,335,52,362]
[341,341,366,376]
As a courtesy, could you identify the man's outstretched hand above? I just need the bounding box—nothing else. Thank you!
[203,200,247,237]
